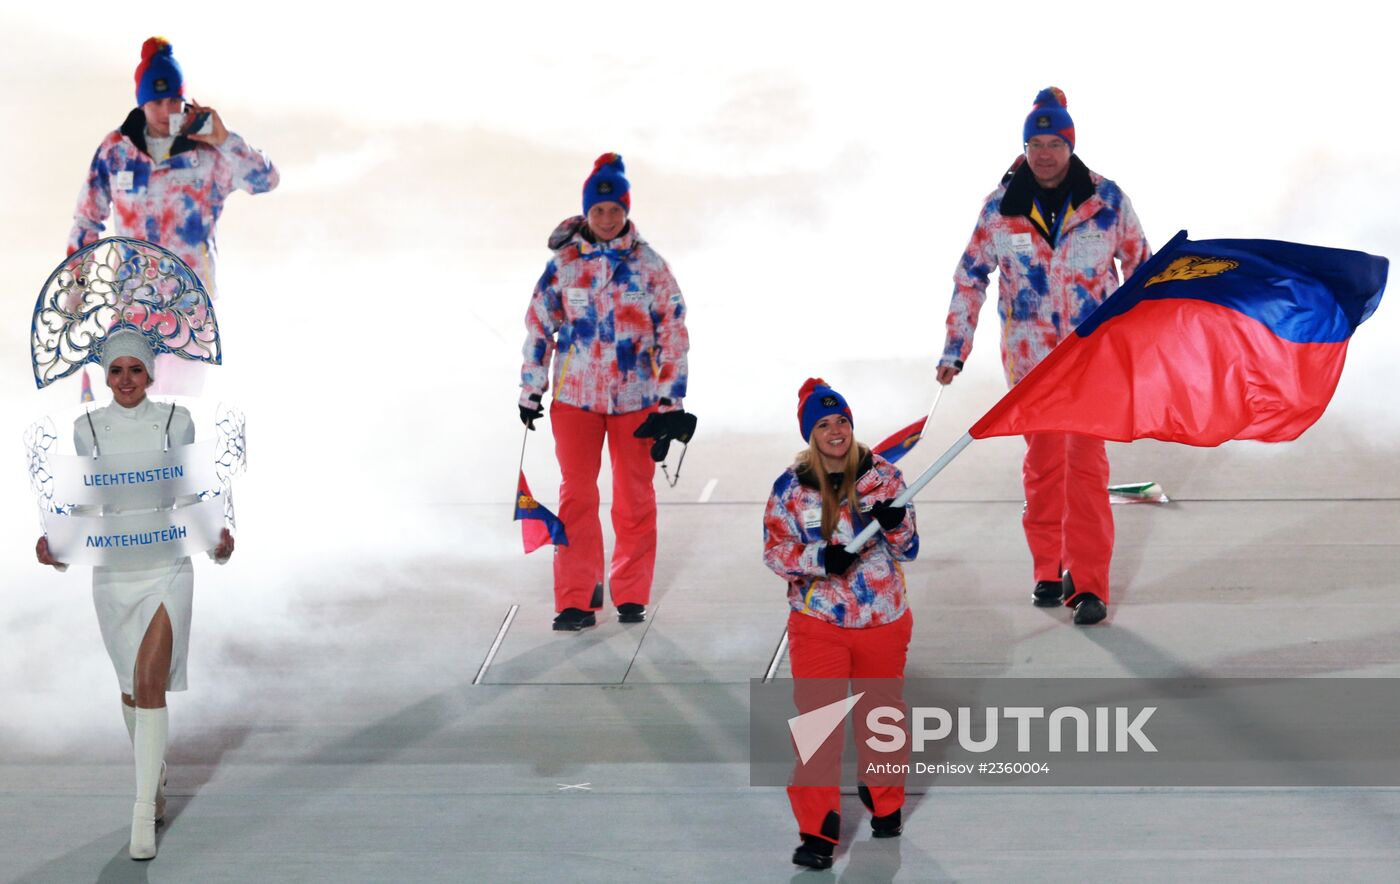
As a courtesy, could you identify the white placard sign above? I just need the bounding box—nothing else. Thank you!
[49,442,219,507]
[43,496,226,567]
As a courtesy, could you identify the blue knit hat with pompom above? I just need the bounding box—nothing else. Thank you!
[134,37,185,106]
[1023,87,1075,150]
[797,377,854,442]
[582,153,631,216]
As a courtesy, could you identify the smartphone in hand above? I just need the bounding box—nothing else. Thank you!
[187,111,213,136]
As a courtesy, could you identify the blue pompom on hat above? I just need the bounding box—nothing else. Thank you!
[134,37,185,106]
[797,377,854,442]
[1022,87,1075,150]
[582,153,631,216]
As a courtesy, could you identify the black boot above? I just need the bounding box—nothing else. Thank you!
[791,834,834,870]
[552,608,597,631]
[617,603,647,623]
[870,808,902,838]
[1072,595,1107,625]
[858,783,903,838]
[1032,579,1064,607]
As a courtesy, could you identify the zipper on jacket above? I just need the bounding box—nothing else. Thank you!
[555,342,577,390]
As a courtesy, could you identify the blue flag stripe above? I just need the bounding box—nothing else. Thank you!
[1075,231,1388,344]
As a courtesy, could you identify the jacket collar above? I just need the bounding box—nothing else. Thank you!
[548,215,640,256]
[105,396,158,421]
[119,107,198,162]
[999,153,1097,220]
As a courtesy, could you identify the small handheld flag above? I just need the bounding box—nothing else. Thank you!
[515,471,568,554]
[514,422,568,554]
[872,386,945,465]
[872,418,925,464]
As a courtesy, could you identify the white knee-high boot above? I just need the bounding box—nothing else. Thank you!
[122,701,165,822]
[130,707,168,860]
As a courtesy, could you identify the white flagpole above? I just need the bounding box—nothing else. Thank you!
[514,423,530,505]
[844,431,975,553]
[920,384,945,440]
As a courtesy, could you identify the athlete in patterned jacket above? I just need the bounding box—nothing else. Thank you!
[69,37,279,294]
[763,379,917,870]
[67,38,278,394]
[936,87,1150,625]
[519,153,691,630]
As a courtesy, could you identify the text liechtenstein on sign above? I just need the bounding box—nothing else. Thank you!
[41,444,226,567]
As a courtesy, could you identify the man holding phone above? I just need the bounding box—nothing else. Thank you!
[68,37,279,387]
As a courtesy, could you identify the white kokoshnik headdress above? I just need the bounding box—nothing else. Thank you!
[30,237,220,390]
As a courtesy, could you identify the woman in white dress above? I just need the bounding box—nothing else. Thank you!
[36,330,233,860]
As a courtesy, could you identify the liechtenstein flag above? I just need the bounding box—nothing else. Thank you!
[970,230,1387,445]
[873,417,927,464]
[515,472,568,554]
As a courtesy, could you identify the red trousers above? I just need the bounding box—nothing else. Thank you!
[1022,432,1114,603]
[550,402,657,612]
[787,610,913,843]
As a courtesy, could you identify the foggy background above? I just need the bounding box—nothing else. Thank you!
[1,1,1395,752]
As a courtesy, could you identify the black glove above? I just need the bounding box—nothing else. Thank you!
[823,542,858,576]
[633,407,698,462]
[519,399,544,430]
[870,500,906,532]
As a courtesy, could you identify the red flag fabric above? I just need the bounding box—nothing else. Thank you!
[970,231,1388,446]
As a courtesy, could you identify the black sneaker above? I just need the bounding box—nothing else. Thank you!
[1072,595,1108,625]
[617,603,647,623]
[1032,579,1064,607]
[552,608,597,631]
[791,834,834,870]
[870,808,902,838]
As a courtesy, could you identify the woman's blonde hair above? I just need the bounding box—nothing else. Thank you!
[795,436,868,542]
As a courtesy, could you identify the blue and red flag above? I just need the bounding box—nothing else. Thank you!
[515,472,568,554]
[873,417,927,464]
[970,230,1387,445]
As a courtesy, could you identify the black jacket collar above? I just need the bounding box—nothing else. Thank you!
[999,153,1095,218]
[795,448,874,490]
[119,108,198,161]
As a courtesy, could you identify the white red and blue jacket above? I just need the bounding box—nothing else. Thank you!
[67,109,279,295]
[940,155,1149,385]
[763,450,917,629]
[521,216,689,415]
